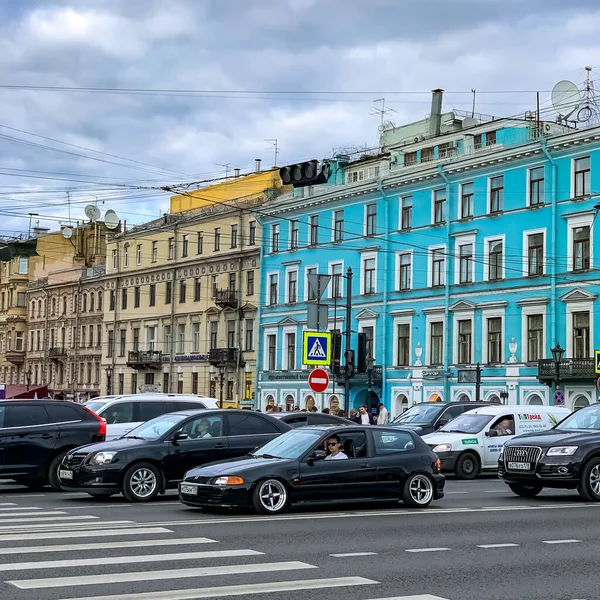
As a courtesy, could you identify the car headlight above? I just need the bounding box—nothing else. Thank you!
[499,450,504,461]
[89,451,118,465]
[433,444,452,453]
[212,476,245,486]
[547,446,578,456]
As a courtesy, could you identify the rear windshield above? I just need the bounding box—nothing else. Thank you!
[392,404,443,424]
[82,400,109,414]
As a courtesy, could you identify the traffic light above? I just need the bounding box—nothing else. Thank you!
[279,160,331,188]
[331,332,342,373]
[344,349,355,378]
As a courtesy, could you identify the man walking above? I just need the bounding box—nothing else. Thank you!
[353,405,375,425]
[376,402,389,424]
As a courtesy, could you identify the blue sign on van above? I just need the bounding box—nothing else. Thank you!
[595,350,600,374]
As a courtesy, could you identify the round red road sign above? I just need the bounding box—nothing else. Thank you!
[308,368,329,393]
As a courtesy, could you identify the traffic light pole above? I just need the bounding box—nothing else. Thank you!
[344,267,353,417]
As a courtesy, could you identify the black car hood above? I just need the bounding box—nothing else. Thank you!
[72,438,151,454]
[391,423,426,433]
[184,455,293,479]
[508,429,600,447]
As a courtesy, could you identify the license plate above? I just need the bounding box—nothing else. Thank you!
[59,469,73,480]
[180,484,198,495]
[507,462,530,471]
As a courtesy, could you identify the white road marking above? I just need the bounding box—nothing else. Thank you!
[484,490,505,493]
[364,596,449,600]
[329,552,378,557]
[0,519,134,533]
[0,537,216,555]
[10,560,318,589]
[0,548,262,571]
[445,491,467,494]
[0,506,40,511]
[0,515,98,524]
[0,511,67,518]
[53,576,377,600]
[405,548,451,553]
[0,503,17,506]
[477,543,519,548]
[543,539,582,544]
[0,494,46,498]
[0,527,172,542]
[45,504,131,510]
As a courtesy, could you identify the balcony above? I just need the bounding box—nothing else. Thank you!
[335,365,383,383]
[48,347,68,361]
[208,347,240,366]
[537,358,596,383]
[214,289,238,309]
[5,349,25,365]
[126,350,162,370]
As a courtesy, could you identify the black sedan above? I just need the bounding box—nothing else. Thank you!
[179,425,444,514]
[59,409,291,501]
[499,404,600,501]
[270,411,353,428]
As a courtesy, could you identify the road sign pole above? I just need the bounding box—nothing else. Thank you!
[344,267,353,417]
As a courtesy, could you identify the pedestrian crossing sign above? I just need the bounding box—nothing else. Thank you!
[302,331,331,366]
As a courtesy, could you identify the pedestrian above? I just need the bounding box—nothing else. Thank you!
[310,406,318,412]
[376,402,389,425]
[349,408,357,420]
[353,405,375,425]
[265,405,274,414]
[322,407,330,414]
[337,409,345,417]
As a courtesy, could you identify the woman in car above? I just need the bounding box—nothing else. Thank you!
[193,419,213,438]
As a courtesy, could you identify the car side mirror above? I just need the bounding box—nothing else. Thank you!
[486,429,498,437]
[173,431,188,443]
[436,419,448,429]
[307,449,326,464]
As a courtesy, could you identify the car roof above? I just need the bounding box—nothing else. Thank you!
[464,404,569,416]
[166,409,277,417]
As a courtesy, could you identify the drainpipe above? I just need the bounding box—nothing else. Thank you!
[169,224,178,393]
[236,209,245,407]
[437,164,451,403]
[376,181,389,411]
[254,210,264,409]
[540,141,557,344]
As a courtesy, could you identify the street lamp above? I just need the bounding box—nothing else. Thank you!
[210,363,226,408]
[550,342,565,392]
[499,389,509,404]
[366,355,375,393]
[105,366,113,395]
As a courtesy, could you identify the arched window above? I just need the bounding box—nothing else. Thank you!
[429,392,442,402]
[395,393,409,414]
[487,394,501,404]
[30,301,35,318]
[89,292,95,312]
[62,296,67,314]
[329,395,340,411]
[573,395,590,411]
[284,394,295,411]
[457,393,470,402]
[37,300,42,317]
[305,395,315,411]
[51,297,56,316]
[527,394,544,406]
[97,291,103,312]
[82,294,87,313]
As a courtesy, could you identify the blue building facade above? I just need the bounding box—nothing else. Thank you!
[256,96,600,417]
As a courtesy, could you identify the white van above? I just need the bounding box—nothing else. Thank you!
[422,404,570,479]
[83,394,219,440]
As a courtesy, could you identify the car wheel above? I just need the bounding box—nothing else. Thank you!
[577,457,600,502]
[122,462,161,502]
[508,483,543,498]
[251,479,288,515]
[402,473,434,508]
[455,453,479,480]
[48,452,68,491]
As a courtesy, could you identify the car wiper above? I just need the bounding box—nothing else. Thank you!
[124,435,145,440]
[441,430,470,434]
[252,453,282,459]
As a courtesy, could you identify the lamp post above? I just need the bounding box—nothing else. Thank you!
[211,364,226,408]
[105,366,113,396]
[26,367,32,392]
[499,389,509,404]
[550,342,565,394]
[366,355,375,394]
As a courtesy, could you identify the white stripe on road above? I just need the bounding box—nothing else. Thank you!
[0,520,133,533]
[543,539,582,544]
[52,576,377,600]
[47,504,131,510]
[329,552,378,557]
[405,548,451,553]
[0,503,17,506]
[0,515,98,524]
[0,537,216,555]
[0,511,67,518]
[364,596,449,600]
[0,506,43,511]
[0,549,262,572]
[0,527,172,542]
[445,491,468,494]
[10,560,318,589]
[477,543,519,549]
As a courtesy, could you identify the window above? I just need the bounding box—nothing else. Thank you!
[88,326,93,348]
[430,322,443,365]
[490,175,504,213]
[404,151,417,166]
[178,324,185,353]
[397,323,410,366]
[421,146,434,162]
[573,226,590,271]
[168,237,175,260]
[528,233,544,276]
[209,321,218,349]
[107,330,114,358]
[165,281,172,304]
[529,167,544,206]
[211,275,218,298]
[366,203,377,236]
[15,331,23,351]
[121,288,128,310]
[267,334,276,370]
[487,317,502,363]
[47,403,81,424]
[119,329,126,356]
[149,284,156,306]
[372,429,415,455]
[246,270,254,296]
[4,405,48,428]
[102,402,135,426]
[98,291,102,311]
[80,326,86,348]
[228,272,236,292]
[197,233,203,254]
[310,215,319,245]
[228,413,279,435]
[331,263,343,298]
[192,322,200,352]
[286,332,296,370]
[134,243,142,265]
[191,372,198,395]
[401,196,412,230]
[573,311,590,358]
[112,249,117,270]
[145,373,155,385]
[290,220,299,249]
[574,156,590,197]
[486,130,497,146]
[527,314,543,362]
[398,253,411,291]
[151,241,158,263]
[461,182,474,218]
[231,224,238,248]
[287,270,297,303]
[459,243,473,284]
[82,294,87,313]
[179,279,186,304]
[248,220,256,245]
[109,290,115,311]
[214,228,221,251]
[306,267,317,301]
[458,320,472,364]
[16,292,25,307]
[227,320,236,348]
[164,325,173,353]
[194,278,201,302]
[122,244,129,267]
[363,257,376,294]
[434,189,446,224]
[269,274,278,305]
[489,240,503,281]
[474,133,483,149]
[98,324,103,348]
[245,319,254,351]
[18,257,28,274]
[334,210,344,242]
[268,223,279,254]
[431,248,445,287]
[181,234,189,257]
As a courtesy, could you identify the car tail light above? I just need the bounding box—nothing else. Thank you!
[83,406,106,437]
[435,458,441,471]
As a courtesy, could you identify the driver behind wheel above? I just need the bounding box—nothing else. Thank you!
[325,435,348,460]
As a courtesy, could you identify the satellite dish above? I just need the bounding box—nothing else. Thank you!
[61,227,73,239]
[104,210,119,230]
[462,117,479,128]
[551,80,581,115]
[84,204,101,222]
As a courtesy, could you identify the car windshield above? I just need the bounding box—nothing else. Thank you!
[392,404,443,424]
[250,428,324,459]
[555,405,600,431]
[84,400,110,414]
[439,413,492,434]
[124,413,189,440]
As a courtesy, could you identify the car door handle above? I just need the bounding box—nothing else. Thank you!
[40,434,52,439]
[359,463,370,468]
[214,443,227,449]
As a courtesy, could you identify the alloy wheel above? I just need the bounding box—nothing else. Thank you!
[590,465,600,496]
[258,480,287,512]
[409,475,433,505]
[130,468,157,499]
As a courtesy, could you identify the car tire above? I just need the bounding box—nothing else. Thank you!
[48,452,68,491]
[508,483,543,498]
[402,473,435,508]
[577,457,600,502]
[251,479,289,515]
[122,462,161,502]
[455,453,479,480]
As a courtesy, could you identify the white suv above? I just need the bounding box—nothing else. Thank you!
[83,394,219,440]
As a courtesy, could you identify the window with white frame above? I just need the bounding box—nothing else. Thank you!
[573,311,590,358]
[459,243,473,284]
[527,314,543,362]
[401,196,412,230]
[573,226,591,271]
[182,235,189,257]
[192,323,200,353]
[271,223,280,254]
[365,203,377,236]
[331,263,343,298]
[574,156,590,198]
[290,220,299,250]
[430,321,444,365]
[461,182,474,218]
[123,244,129,267]
[112,249,117,270]
[396,323,410,366]
[527,232,544,276]
[489,175,504,213]
[458,319,472,364]
[287,270,297,304]
[268,274,278,306]
[334,210,344,242]
[487,317,502,363]
[433,189,446,224]
[362,257,376,294]
[136,244,142,265]
[309,215,319,245]
[286,332,296,370]
[397,253,411,291]
[267,334,277,370]
[431,248,445,287]
[529,166,544,206]
[488,239,503,281]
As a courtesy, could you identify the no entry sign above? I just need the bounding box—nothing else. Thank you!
[308,368,329,393]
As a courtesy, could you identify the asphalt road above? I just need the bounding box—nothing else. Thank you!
[0,476,596,600]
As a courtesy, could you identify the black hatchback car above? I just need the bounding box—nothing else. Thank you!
[59,409,291,501]
[0,399,106,490]
[271,411,353,428]
[179,425,445,515]
[499,403,600,501]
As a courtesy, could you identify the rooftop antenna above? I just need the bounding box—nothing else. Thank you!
[265,139,279,167]
[27,213,38,238]
[551,79,582,123]
[371,98,398,133]
[577,66,598,123]
[471,89,476,117]
[215,163,231,179]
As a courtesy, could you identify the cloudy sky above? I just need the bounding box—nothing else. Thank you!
[0,0,599,234]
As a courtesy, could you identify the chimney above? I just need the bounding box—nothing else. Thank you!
[234,168,240,178]
[429,88,444,138]
[255,158,262,173]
